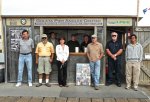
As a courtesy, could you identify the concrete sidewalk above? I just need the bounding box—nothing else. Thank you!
[0,83,149,99]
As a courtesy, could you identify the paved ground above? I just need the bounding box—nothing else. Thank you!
[0,83,149,99]
[0,97,149,102]
[139,85,150,99]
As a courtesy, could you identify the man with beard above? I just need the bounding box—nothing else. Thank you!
[106,32,123,87]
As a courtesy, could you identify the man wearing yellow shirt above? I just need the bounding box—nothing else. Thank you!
[35,34,54,87]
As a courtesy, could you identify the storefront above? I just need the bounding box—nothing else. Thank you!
[3,17,104,84]
[34,18,104,84]
[1,17,137,85]
[0,0,149,85]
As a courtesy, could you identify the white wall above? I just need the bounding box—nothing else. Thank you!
[0,0,5,64]
[2,0,137,16]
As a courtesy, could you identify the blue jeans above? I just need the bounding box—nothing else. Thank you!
[90,60,101,86]
[17,54,32,83]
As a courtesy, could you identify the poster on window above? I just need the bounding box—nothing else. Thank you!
[76,63,91,86]
[10,30,21,52]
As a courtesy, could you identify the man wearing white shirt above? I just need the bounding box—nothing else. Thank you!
[56,37,69,87]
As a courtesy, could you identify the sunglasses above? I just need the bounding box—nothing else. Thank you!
[112,35,117,37]
[92,37,96,39]
[42,37,47,39]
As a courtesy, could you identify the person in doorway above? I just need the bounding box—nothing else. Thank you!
[35,34,54,87]
[106,32,123,87]
[16,30,34,87]
[125,34,143,91]
[80,34,91,52]
[56,37,69,87]
[49,32,58,49]
[48,32,58,64]
[67,34,80,52]
[87,34,104,90]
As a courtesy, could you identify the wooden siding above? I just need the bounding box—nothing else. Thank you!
[134,31,150,85]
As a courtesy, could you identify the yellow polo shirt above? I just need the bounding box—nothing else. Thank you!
[35,42,54,56]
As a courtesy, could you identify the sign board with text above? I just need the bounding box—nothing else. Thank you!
[135,27,150,31]
[34,18,103,26]
[107,18,132,26]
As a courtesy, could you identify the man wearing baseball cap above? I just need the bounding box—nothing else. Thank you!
[87,34,104,90]
[35,34,54,87]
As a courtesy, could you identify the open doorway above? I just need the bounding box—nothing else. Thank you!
[106,27,131,84]
[44,26,94,44]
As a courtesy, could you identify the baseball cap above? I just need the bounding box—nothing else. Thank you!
[41,34,47,38]
[91,34,97,38]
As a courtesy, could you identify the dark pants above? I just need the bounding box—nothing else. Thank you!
[57,61,67,86]
[108,58,121,84]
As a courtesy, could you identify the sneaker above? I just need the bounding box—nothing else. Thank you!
[125,86,130,90]
[94,86,100,90]
[133,87,138,91]
[28,83,32,87]
[36,83,42,87]
[16,83,21,87]
[59,85,63,87]
[45,83,51,87]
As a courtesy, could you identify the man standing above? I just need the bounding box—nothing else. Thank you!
[35,34,54,87]
[49,32,59,64]
[80,34,91,52]
[87,34,104,90]
[16,30,34,87]
[125,34,143,91]
[49,32,58,49]
[67,34,80,52]
[106,32,123,87]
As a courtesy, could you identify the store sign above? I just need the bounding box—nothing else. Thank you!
[34,18,103,26]
[107,18,132,26]
[135,27,150,31]
[6,18,31,26]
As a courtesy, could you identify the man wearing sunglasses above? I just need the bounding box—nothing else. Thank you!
[106,32,123,87]
[35,34,54,87]
[87,34,104,90]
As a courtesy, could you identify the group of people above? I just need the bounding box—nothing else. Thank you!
[106,32,143,91]
[15,30,143,91]
[67,34,91,52]
[16,31,69,87]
